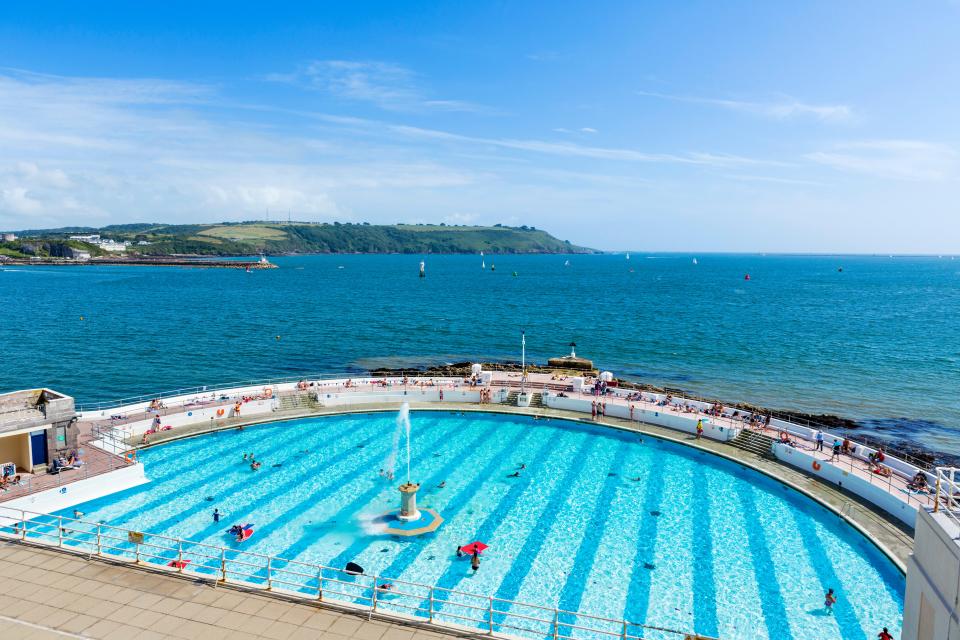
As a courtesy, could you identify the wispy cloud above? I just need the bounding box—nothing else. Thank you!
[805,140,958,180]
[637,90,853,123]
[266,60,493,114]
[392,124,774,167]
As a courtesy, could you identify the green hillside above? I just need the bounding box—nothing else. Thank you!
[10,222,597,255]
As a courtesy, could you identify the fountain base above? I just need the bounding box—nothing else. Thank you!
[375,507,444,537]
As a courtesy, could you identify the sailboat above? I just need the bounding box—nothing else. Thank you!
[692,258,698,265]
[626,253,630,260]
[564,260,570,267]
[481,251,485,269]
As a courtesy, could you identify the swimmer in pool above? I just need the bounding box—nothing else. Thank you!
[437,480,446,488]
[508,471,521,478]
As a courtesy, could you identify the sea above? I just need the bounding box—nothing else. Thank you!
[2,253,958,459]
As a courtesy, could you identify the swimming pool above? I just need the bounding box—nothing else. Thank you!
[50,412,903,639]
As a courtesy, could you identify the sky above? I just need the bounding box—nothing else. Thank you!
[0,1,958,252]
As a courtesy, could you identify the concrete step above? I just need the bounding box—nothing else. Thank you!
[729,430,776,458]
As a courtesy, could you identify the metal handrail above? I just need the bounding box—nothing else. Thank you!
[0,505,696,639]
[933,467,960,535]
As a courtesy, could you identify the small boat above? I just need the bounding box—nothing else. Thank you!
[692,258,698,265]
[626,253,630,260]
[744,274,751,281]
[564,260,570,267]
[491,263,495,272]
[419,261,425,278]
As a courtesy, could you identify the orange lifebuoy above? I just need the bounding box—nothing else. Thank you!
[216,408,225,417]
[263,387,273,398]
[812,461,822,471]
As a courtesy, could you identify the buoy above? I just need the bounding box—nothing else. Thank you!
[79,316,84,321]
[419,261,425,278]
[275,335,281,340]
[744,274,751,281]
[216,409,225,417]
[512,271,518,277]
[812,461,822,471]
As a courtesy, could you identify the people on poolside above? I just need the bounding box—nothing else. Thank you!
[869,448,886,468]
[877,627,893,640]
[815,430,824,451]
[695,420,704,440]
[234,401,242,416]
[842,438,853,455]
[591,400,597,419]
[824,588,837,614]
[831,439,842,461]
[909,472,928,491]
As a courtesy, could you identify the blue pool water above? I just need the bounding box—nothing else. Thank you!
[1,253,958,458]
[50,412,902,639]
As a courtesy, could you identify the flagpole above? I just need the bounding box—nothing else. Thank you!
[521,330,526,394]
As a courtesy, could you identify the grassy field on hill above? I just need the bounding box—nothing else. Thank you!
[8,222,597,256]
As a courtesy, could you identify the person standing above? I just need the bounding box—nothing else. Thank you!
[213,508,221,523]
[815,430,824,451]
[471,550,480,572]
[824,588,837,614]
[877,628,893,640]
[696,419,704,440]
[591,400,597,420]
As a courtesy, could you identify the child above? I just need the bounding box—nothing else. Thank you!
[824,588,837,614]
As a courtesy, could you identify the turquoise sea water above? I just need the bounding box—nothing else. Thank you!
[39,412,904,640]
[1,254,958,455]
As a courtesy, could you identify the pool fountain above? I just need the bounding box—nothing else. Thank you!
[378,403,443,536]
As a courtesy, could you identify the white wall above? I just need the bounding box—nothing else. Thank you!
[542,393,739,442]
[123,398,276,437]
[772,444,918,527]
[1,463,147,519]
[902,508,960,640]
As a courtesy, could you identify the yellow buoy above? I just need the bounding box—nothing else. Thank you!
[79,316,84,321]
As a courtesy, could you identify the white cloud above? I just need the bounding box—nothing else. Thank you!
[580,127,597,133]
[267,60,493,114]
[805,140,958,180]
[636,90,853,123]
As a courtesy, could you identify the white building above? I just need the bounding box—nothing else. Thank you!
[1,232,16,242]
[902,469,960,639]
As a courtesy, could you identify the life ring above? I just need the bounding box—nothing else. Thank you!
[216,409,225,417]
[263,387,273,398]
[812,461,822,471]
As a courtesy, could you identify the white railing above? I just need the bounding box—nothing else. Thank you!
[0,505,702,640]
[934,467,960,534]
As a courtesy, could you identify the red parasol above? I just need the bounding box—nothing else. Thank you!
[461,541,488,555]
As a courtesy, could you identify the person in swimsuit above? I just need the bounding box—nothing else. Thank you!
[824,588,837,614]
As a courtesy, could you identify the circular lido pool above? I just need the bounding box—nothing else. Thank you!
[52,412,903,639]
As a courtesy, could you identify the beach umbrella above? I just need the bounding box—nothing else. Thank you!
[461,541,488,555]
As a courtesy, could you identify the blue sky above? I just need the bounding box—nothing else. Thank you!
[0,1,958,251]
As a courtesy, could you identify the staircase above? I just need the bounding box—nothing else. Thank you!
[278,393,321,413]
[729,430,776,458]
[504,391,544,408]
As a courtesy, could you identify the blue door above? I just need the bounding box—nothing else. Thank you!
[30,430,48,466]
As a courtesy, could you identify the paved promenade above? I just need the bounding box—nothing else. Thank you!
[0,541,454,640]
